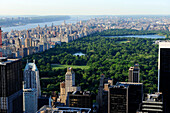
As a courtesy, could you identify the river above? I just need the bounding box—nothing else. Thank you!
[1,16,95,32]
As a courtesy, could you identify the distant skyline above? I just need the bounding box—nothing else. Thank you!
[0,0,170,16]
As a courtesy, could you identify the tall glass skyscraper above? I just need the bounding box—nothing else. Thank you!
[158,42,170,112]
[23,60,41,113]
[0,57,23,113]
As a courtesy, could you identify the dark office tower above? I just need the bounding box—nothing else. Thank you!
[108,85,128,113]
[97,74,105,111]
[69,91,93,112]
[158,42,170,112]
[0,57,23,113]
[108,82,143,113]
[128,63,140,83]
[96,74,113,113]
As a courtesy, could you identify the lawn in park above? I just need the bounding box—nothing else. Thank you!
[51,64,90,70]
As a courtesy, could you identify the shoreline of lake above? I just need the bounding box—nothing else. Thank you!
[104,34,166,39]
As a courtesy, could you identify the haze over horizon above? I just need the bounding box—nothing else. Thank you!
[0,0,169,16]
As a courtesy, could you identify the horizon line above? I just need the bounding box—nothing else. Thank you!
[0,14,170,17]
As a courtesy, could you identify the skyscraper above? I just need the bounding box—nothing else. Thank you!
[23,60,41,113]
[128,63,140,83]
[96,74,113,113]
[58,67,81,105]
[69,91,93,111]
[108,85,128,113]
[108,82,143,113]
[0,57,23,113]
[96,74,105,112]
[158,42,170,112]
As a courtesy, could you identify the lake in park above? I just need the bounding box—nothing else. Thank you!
[104,35,165,39]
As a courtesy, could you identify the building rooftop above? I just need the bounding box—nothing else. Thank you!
[70,91,91,96]
[37,105,91,113]
[159,42,170,48]
[119,82,143,85]
[145,92,163,102]
[0,57,20,65]
[23,88,36,92]
[109,82,143,89]
[24,62,38,71]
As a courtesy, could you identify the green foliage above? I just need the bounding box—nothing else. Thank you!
[22,29,170,95]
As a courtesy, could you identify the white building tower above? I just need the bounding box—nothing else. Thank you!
[23,60,41,113]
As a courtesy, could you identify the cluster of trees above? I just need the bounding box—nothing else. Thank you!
[23,29,170,96]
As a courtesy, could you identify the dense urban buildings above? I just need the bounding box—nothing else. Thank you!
[158,42,170,112]
[1,16,170,58]
[0,16,70,27]
[128,63,140,83]
[0,57,23,113]
[23,60,41,113]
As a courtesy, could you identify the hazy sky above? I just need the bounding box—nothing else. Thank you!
[0,0,170,15]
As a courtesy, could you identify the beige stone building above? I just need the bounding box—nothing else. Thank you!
[58,67,81,105]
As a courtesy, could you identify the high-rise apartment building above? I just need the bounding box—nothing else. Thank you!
[158,42,170,112]
[23,60,41,113]
[108,82,143,113]
[129,63,140,83]
[0,57,23,113]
